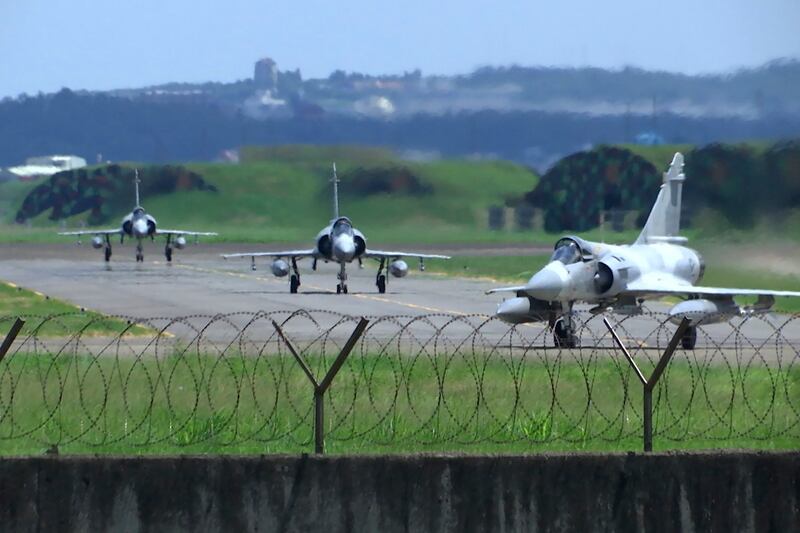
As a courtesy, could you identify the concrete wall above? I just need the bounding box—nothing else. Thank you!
[0,452,798,532]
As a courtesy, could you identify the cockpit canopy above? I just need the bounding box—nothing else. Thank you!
[550,236,594,265]
[332,217,354,237]
[132,207,145,217]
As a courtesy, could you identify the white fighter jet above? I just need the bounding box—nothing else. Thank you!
[59,170,217,262]
[488,153,800,349]
[223,164,450,294]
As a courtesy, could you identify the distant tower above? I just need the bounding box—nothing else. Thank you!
[254,57,278,91]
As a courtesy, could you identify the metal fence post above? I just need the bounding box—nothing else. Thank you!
[603,317,690,452]
[273,318,369,454]
[0,318,25,363]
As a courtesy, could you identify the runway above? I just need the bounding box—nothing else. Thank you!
[1,243,798,360]
[0,243,503,317]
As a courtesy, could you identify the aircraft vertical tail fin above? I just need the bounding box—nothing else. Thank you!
[134,169,141,208]
[634,152,686,245]
[331,162,340,219]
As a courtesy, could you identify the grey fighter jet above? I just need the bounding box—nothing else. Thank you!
[488,153,800,349]
[59,170,217,262]
[223,164,450,294]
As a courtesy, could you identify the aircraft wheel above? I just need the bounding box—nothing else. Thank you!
[290,275,299,294]
[343,285,348,294]
[681,326,697,350]
[165,247,173,262]
[553,320,579,348]
[104,248,112,262]
[377,275,386,294]
[336,285,342,294]
[136,254,143,263]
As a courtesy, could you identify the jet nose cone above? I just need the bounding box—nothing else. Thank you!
[524,265,565,301]
[133,219,149,237]
[333,236,356,262]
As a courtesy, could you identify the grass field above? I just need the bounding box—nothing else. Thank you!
[0,350,796,456]
[0,282,150,337]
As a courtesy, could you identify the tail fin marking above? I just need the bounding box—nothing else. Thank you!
[331,162,340,219]
[134,169,141,208]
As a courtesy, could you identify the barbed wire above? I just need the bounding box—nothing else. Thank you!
[0,309,797,453]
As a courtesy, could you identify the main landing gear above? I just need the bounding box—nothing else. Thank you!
[336,262,348,294]
[289,258,300,294]
[102,234,113,262]
[164,235,173,263]
[681,325,697,350]
[376,258,387,294]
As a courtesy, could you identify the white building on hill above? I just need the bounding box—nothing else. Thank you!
[8,155,87,179]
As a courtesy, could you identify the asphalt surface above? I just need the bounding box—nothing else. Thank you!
[1,243,798,360]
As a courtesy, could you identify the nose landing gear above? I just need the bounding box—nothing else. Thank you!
[552,314,579,349]
[681,325,697,350]
[337,262,348,294]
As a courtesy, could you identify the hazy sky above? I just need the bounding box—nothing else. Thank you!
[1,0,798,98]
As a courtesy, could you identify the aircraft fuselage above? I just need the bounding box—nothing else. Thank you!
[121,208,157,240]
[526,239,704,304]
[313,217,367,264]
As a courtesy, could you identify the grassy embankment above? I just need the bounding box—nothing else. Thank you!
[0,146,543,245]
[0,351,795,456]
[0,282,150,336]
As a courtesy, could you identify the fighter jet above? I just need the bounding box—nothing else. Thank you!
[223,164,450,294]
[488,153,800,349]
[59,170,217,262]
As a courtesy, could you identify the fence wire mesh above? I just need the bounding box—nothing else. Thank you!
[0,309,798,453]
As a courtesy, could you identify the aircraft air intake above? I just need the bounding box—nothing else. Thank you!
[594,263,614,294]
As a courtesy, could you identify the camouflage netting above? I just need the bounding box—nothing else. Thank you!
[762,140,800,209]
[340,166,432,197]
[523,146,660,232]
[521,140,800,232]
[15,165,217,225]
[682,143,759,227]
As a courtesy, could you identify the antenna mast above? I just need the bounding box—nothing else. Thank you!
[331,162,340,219]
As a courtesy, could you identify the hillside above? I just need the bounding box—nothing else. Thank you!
[0,146,538,244]
[4,141,799,246]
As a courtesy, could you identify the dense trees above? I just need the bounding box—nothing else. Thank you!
[522,142,800,231]
[2,91,799,167]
